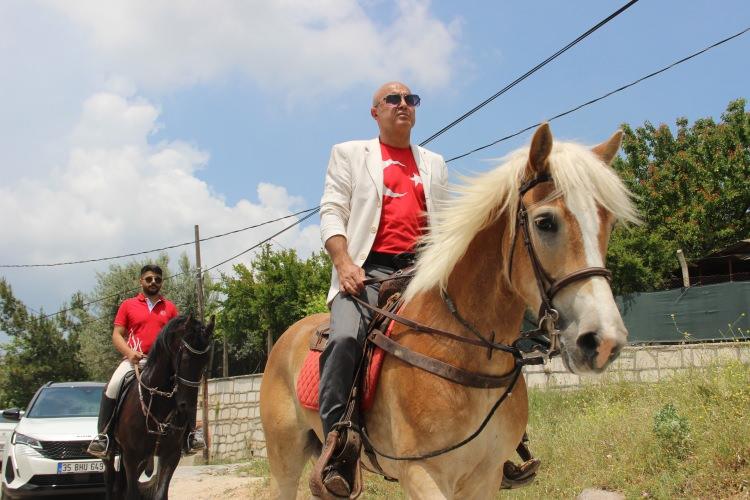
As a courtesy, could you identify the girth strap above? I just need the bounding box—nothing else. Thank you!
[368,330,519,388]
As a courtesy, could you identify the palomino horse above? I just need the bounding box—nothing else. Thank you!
[104,315,214,500]
[260,124,639,499]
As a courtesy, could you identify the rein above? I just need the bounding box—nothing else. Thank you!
[348,172,614,462]
[134,338,210,435]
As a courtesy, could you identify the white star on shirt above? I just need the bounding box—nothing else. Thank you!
[410,173,423,186]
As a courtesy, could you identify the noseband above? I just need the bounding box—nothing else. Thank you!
[174,338,211,387]
[508,173,612,351]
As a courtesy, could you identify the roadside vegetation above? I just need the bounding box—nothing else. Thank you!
[237,360,749,499]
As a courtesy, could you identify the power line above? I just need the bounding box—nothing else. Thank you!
[445,25,750,163]
[204,208,320,272]
[0,207,319,268]
[39,210,319,320]
[419,0,640,147]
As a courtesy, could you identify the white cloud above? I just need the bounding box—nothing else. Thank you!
[46,0,461,94]
[0,89,321,310]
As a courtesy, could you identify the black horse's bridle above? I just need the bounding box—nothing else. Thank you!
[135,329,211,435]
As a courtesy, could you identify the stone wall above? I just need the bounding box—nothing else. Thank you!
[524,341,749,389]
[201,341,749,462]
[199,374,265,461]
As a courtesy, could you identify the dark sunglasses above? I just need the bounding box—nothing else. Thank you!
[380,93,421,107]
[143,276,163,284]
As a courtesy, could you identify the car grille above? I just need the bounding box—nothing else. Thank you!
[29,473,104,487]
[38,440,92,460]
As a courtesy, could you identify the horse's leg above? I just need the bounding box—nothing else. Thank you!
[103,456,116,500]
[262,377,318,499]
[267,426,317,500]
[123,454,144,500]
[399,463,450,500]
[151,447,181,500]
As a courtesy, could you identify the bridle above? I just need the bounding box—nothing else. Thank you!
[509,173,612,352]
[134,333,211,435]
[351,172,616,462]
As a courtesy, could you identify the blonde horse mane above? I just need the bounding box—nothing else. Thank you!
[404,139,640,301]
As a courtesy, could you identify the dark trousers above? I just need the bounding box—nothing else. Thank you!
[318,263,393,436]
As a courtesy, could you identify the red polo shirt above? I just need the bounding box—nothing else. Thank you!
[114,293,178,354]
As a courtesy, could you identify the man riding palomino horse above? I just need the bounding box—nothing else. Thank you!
[316,81,539,497]
[87,264,205,458]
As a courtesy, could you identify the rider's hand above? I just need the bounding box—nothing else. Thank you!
[127,350,145,364]
[337,261,366,296]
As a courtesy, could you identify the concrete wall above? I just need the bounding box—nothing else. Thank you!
[201,341,749,462]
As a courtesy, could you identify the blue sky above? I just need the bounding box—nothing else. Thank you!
[0,0,748,328]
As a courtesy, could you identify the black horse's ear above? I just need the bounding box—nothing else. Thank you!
[206,315,216,335]
[183,314,192,325]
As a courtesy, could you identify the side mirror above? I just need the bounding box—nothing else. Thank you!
[2,408,22,421]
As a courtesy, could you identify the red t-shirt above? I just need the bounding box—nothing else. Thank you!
[114,293,178,354]
[371,143,427,254]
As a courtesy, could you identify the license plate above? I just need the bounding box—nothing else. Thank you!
[57,461,105,474]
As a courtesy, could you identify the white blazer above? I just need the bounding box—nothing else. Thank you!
[320,138,449,304]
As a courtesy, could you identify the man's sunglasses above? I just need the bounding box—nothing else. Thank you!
[143,276,163,284]
[380,93,421,107]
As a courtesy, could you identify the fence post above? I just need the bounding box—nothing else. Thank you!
[676,249,690,288]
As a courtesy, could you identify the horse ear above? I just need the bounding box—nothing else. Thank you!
[206,315,216,335]
[528,123,553,176]
[591,130,623,165]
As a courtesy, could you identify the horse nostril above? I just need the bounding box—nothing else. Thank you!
[577,331,599,354]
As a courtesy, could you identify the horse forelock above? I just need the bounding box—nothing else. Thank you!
[404,139,639,302]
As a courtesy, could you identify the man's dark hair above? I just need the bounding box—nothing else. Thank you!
[140,264,163,277]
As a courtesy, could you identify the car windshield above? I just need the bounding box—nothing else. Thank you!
[26,386,102,418]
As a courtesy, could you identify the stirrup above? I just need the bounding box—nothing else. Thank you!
[87,434,110,458]
[185,430,205,455]
[500,458,541,489]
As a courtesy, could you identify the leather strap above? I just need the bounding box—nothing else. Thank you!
[547,267,612,299]
[369,330,519,388]
[350,294,516,353]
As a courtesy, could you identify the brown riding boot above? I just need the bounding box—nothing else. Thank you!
[310,428,363,499]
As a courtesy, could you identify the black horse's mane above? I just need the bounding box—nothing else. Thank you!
[144,314,190,371]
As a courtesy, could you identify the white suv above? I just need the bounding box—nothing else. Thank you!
[1,381,106,499]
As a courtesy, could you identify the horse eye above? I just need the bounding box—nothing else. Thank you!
[534,215,557,232]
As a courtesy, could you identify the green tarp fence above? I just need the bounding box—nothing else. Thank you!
[617,281,750,343]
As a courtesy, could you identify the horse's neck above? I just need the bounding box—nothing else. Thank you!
[406,215,524,369]
[142,356,174,394]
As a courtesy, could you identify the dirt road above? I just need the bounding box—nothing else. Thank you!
[168,463,268,499]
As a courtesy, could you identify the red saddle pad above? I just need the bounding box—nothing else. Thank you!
[297,318,397,412]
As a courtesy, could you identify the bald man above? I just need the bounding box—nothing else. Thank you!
[317,81,448,495]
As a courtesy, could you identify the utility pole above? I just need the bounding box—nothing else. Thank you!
[194,225,210,463]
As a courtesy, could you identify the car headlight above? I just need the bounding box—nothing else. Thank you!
[11,432,42,450]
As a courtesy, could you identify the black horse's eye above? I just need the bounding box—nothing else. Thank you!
[534,214,557,232]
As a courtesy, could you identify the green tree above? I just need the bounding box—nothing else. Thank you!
[0,279,88,407]
[77,253,215,381]
[609,98,750,294]
[214,244,330,375]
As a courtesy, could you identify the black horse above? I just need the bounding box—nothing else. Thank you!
[104,314,214,499]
